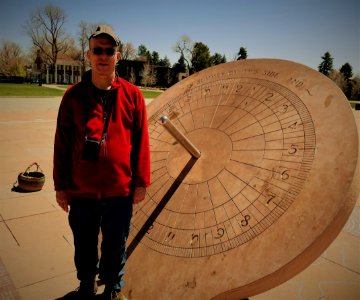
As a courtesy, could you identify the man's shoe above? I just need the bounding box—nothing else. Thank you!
[102,289,128,300]
[55,281,97,300]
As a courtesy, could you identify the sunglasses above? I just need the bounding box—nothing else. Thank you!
[91,47,117,56]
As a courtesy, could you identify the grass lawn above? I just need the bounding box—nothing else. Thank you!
[0,83,163,99]
[140,89,162,99]
[0,83,65,96]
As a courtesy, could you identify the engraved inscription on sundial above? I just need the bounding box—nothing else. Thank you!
[124,59,359,300]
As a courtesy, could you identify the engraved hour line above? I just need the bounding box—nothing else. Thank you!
[150,136,175,146]
[214,176,238,241]
[206,180,220,226]
[223,80,240,105]
[221,95,287,134]
[165,184,191,241]
[237,88,306,126]
[242,98,299,127]
[254,176,296,200]
[229,159,304,192]
[238,191,271,224]
[223,168,270,204]
[172,118,188,136]
[140,174,173,216]
[211,85,266,130]
[190,184,200,248]
[233,158,306,182]
[151,163,167,175]
[231,127,303,143]
[209,81,238,128]
[237,86,281,112]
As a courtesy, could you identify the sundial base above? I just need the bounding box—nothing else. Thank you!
[124,59,359,299]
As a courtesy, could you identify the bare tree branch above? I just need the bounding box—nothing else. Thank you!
[25,4,71,81]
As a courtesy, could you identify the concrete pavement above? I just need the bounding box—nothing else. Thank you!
[0,97,359,299]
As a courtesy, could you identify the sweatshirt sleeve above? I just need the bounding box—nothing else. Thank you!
[130,88,151,188]
[53,91,73,191]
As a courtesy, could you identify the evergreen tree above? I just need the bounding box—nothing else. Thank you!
[340,63,353,99]
[151,51,160,65]
[318,52,333,76]
[211,53,227,65]
[191,42,211,72]
[340,63,353,80]
[237,47,247,60]
[137,44,151,62]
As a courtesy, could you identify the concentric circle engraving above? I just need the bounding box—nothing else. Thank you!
[167,128,232,184]
[131,77,316,258]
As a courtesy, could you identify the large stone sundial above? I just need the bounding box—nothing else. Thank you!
[124,59,359,299]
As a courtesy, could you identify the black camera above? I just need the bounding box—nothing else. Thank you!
[82,138,101,161]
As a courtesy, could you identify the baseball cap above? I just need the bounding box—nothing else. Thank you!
[89,25,120,46]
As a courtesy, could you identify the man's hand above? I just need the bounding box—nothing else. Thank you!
[133,187,146,204]
[56,190,70,212]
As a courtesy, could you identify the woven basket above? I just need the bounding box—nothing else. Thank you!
[17,162,45,192]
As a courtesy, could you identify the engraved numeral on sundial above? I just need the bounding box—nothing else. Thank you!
[235,84,243,93]
[222,84,229,91]
[241,100,248,108]
[288,144,298,154]
[266,193,276,205]
[277,104,289,114]
[281,170,290,180]
[164,231,175,244]
[241,215,251,226]
[190,233,199,246]
[288,121,298,130]
[264,92,274,102]
[249,86,258,96]
[215,228,225,239]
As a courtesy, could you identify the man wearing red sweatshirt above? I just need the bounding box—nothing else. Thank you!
[53,25,150,300]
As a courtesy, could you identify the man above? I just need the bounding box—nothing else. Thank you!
[54,25,150,300]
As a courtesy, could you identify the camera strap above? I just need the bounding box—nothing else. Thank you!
[100,96,116,144]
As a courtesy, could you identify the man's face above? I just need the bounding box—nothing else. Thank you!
[87,36,120,76]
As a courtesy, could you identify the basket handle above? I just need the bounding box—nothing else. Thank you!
[24,162,43,173]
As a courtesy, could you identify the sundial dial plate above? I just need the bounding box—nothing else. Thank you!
[124,59,359,299]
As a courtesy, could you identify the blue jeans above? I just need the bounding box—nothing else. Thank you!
[69,196,133,291]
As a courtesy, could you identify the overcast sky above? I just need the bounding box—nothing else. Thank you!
[1,0,359,75]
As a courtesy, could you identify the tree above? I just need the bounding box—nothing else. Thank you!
[211,53,226,66]
[318,52,333,76]
[141,63,156,87]
[137,44,151,62]
[151,51,160,65]
[120,42,136,60]
[351,76,360,100]
[25,4,71,82]
[0,42,27,76]
[340,63,353,80]
[173,35,193,71]
[191,42,211,73]
[329,69,346,91]
[158,56,171,68]
[237,47,247,60]
[339,63,353,99]
[78,22,97,74]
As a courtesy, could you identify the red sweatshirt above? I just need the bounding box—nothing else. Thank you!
[53,74,150,198]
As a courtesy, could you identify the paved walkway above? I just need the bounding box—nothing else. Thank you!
[0,97,359,299]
